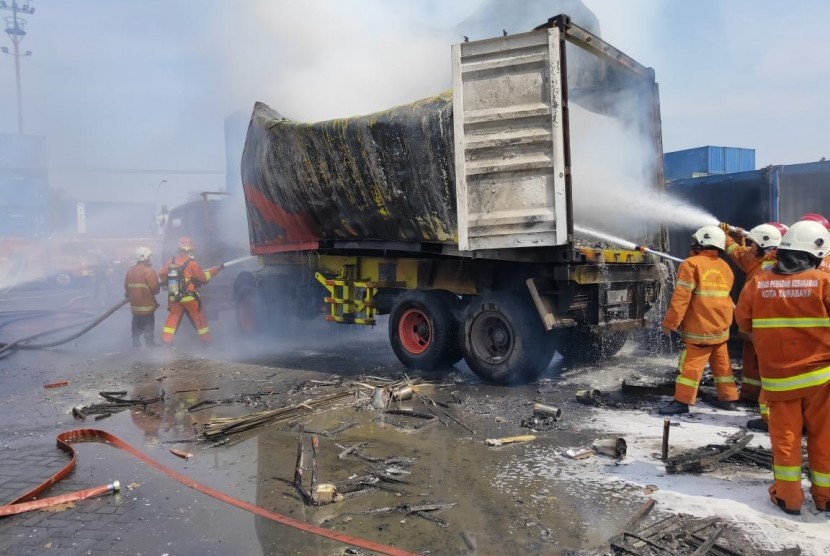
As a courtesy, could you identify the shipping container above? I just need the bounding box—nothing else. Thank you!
[663,146,755,181]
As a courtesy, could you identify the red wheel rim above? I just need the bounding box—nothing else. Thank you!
[398,308,431,354]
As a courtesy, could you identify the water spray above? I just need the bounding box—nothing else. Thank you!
[573,224,683,264]
[221,255,257,268]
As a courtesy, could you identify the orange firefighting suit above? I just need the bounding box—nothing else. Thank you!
[124,262,160,346]
[662,250,737,405]
[159,254,220,345]
[725,234,777,415]
[736,267,830,513]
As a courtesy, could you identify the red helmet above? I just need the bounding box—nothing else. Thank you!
[178,236,195,251]
[800,213,830,231]
[766,222,789,236]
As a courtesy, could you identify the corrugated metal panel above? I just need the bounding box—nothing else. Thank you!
[0,206,46,236]
[666,169,772,260]
[777,161,830,225]
[0,173,49,207]
[452,28,568,251]
[664,146,755,181]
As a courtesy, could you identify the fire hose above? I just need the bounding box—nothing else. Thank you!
[0,429,419,556]
[0,299,129,358]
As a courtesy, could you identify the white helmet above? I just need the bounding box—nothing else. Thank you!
[135,246,152,262]
[692,225,726,250]
[779,220,830,258]
[747,223,782,250]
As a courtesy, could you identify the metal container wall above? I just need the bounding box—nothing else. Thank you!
[664,146,755,181]
[0,206,45,236]
[665,169,772,260]
[242,95,457,255]
[776,161,830,224]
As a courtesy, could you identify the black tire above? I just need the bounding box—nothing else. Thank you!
[388,290,461,371]
[461,292,557,385]
[235,286,266,335]
[558,329,629,364]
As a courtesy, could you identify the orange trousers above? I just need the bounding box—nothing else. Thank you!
[673,342,738,405]
[739,340,761,402]
[161,298,211,345]
[767,382,830,513]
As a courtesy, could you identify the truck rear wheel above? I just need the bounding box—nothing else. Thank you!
[462,292,556,385]
[558,329,629,364]
[389,290,461,371]
[236,286,266,334]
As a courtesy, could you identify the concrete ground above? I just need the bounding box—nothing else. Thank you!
[0,285,825,555]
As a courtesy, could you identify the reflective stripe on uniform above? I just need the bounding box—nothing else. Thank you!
[726,244,738,255]
[759,403,769,416]
[676,376,699,388]
[177,295,196,302]
[682,330,730,342]
[714,376,735,384]
[752,317,830,328]
[676,280,695,290]
[761,260,775,270]
[204,271,212,281]
[127,283,149,290]
[774,465,802,482]
[163,326,176,334]
[761,365,830,392]
[197,327,210,336]
[677,349,687,372]
[742,377,762,386]
[693,290,730,297]
[132,305,155,312]
[810,470,830,488]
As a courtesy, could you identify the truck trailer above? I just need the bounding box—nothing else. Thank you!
[236,15,669,384]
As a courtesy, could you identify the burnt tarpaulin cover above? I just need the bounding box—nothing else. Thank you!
[241,93,458,254]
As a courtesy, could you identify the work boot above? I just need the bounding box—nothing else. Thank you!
[708,399,738,411]
[658,400,689,415]
[773,497,801,516]
[746,418,769,432]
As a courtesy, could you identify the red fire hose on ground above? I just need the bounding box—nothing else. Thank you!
[1,429,419,556]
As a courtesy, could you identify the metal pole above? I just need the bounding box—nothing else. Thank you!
[13,30,22,134]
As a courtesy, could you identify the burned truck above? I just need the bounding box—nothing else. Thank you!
[236,15,668,384]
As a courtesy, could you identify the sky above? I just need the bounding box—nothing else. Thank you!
[1,0,829,210]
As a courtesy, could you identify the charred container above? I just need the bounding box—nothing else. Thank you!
[237,15,669,385]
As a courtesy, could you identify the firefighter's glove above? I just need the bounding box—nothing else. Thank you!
[719,222,731,232]
[661,326,674,337]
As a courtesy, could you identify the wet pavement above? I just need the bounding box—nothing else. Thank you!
[0,285,809,555]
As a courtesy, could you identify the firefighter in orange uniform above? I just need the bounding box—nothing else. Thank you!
[720,222,787,430]
[124,247,161,348]
[159,237,223,346]
[800,213,830,272]
[659,225,738,415]
[735,220,830,515]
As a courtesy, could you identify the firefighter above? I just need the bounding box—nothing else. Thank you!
[159,236,223,346]
[124,246,160,349]
[800,213,830,272]
[659,225,738,415]
[719,222,786,431]
[735,220,830,515]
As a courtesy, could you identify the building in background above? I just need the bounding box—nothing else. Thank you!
[0,133,48,236]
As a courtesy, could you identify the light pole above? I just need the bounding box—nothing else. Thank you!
[1,1,35,135]
[154,178,168,235]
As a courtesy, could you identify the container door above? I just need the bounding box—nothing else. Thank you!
[452,28,568,251]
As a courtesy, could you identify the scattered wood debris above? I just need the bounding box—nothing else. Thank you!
[201,390,355,440]
[485,434,536,447]
[666,432,753,474]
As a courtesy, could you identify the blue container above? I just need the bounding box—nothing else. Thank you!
[664,146,755,181]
